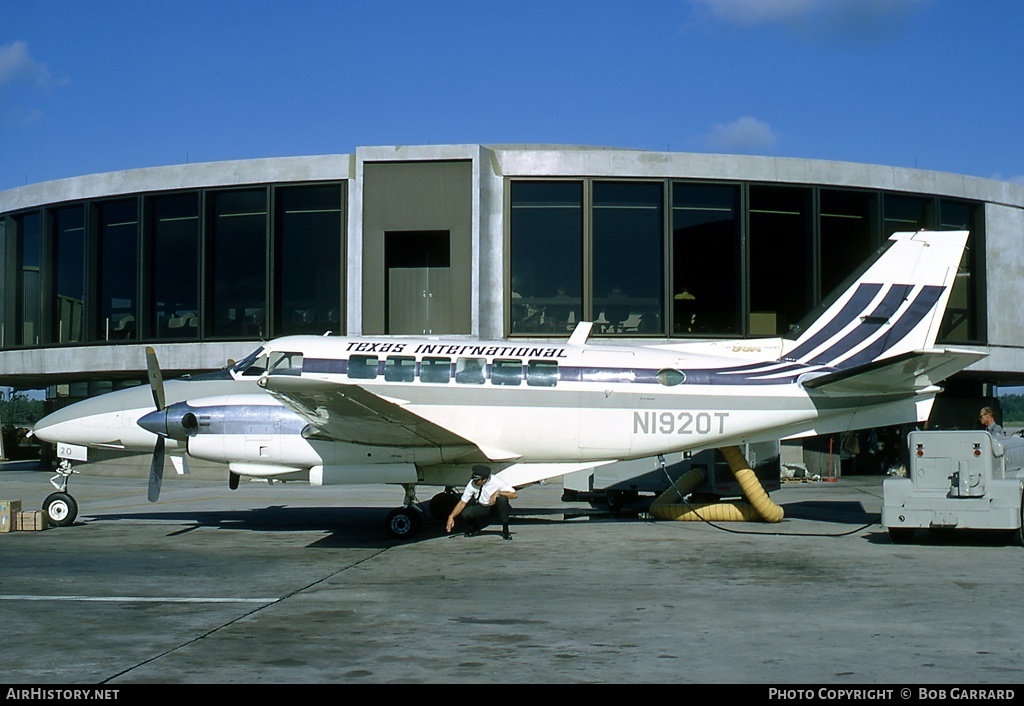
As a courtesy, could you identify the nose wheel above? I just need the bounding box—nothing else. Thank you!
[43,491,78,527]
[44,459,79,527]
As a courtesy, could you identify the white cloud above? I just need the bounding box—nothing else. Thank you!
[689,0,930,43]
[698,116,779,152]
[691,0,823,27]
[0,41,57,89]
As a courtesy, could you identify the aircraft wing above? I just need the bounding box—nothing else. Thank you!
[800,348,987,396]
[497,461,617,488]
[261,375,480,451]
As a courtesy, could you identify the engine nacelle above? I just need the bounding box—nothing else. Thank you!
[138,403,199,441]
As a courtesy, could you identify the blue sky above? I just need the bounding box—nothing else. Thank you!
[1,0,1022,191]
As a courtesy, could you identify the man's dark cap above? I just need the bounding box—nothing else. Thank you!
[471,464,492,480]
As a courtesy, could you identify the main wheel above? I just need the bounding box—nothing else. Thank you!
[429,490,460,522]
[385,506,423,539]
[43,492,78,527]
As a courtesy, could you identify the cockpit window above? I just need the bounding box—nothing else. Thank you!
[232,347,268,377]
[268,351,304,375]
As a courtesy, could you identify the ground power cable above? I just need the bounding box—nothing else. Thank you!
[652,453,881,538]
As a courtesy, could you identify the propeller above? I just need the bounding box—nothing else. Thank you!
[145,346,166,503]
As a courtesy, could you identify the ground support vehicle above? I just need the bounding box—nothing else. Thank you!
[882,430,1024,544]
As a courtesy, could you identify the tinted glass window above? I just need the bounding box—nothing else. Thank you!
[672,183,740,335]
[749,185,812,335]
[491,359,523,386]
[593,182,663,335]
[97,199,139,341]
[884,194,933,235]
[268,351,303,375]
[420,357,451,383]
[938,199,980,343]
[526,360,558,387]
[348,355,379,379]
[278,185,343,335]
[509,182,582,334]
[819,190,878,300]
[384,356,416,382]
[15,212,41,346]
[54,205,85,343]
[150,193,199,339]
[210,189,267,338]
[455,357,486,384]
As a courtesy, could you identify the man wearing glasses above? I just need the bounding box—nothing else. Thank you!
[979,407,1005,437]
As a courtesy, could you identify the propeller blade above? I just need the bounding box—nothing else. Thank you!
[145,346,166,411]
[148,436,165,502]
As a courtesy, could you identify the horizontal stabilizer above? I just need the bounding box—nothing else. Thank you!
[800,348,987,396]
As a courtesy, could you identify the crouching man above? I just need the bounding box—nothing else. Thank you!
[445,464,518,540]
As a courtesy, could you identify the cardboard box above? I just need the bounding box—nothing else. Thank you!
[16,510,48,531]
[0,500,22,533]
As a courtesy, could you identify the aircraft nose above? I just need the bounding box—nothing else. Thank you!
[31,397,114,445]
[30,385,158,447]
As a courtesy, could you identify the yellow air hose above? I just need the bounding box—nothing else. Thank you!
[649,446,784,523]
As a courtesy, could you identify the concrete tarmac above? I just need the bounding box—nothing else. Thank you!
[1,465,1022,685]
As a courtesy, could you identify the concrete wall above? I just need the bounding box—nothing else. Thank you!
[2,145,1023,387]
[0,155,350,212]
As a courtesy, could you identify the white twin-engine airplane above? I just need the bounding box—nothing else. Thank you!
[32,230,985,537]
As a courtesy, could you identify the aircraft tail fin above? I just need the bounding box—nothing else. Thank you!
[781,230,968,370]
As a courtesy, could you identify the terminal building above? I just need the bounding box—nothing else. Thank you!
[2,144,1023,474]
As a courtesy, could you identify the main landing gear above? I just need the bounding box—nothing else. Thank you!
[384,484,461,539]
[43,459,79,527]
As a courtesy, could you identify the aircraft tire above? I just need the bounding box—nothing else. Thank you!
[429,491,460,522]
[606,490,625,511]
[43,492,78,527]
[386,506,422,539]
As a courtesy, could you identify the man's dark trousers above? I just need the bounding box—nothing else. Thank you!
[461,495,511,531]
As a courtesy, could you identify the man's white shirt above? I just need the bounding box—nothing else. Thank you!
[461,475,515,506]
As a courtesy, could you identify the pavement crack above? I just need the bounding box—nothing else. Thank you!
[97,547,392,684]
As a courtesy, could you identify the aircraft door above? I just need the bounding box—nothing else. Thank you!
[577,351,635,456]
[385,230,454,335]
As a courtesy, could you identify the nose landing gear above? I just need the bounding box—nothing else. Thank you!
[44,459,79,527]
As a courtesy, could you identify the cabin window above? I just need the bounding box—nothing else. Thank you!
[456,357,486,384]
[526,360,559,387]
[348,355,379,380]
[420,357,452,383]
[491,359,523,386]
[268,351,303,375]
[385,355,416,382]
